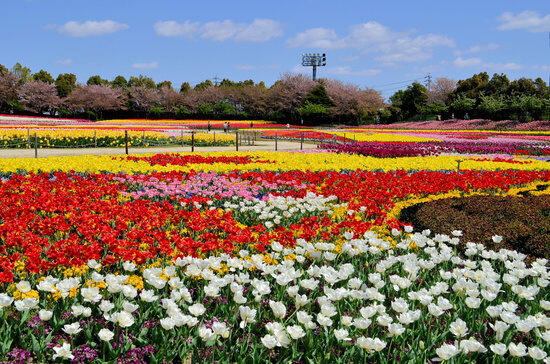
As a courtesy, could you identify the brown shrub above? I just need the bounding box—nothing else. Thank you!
[399,194,550,259]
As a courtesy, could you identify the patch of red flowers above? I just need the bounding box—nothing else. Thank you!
[115,154,274,167]
[2,168,550,282]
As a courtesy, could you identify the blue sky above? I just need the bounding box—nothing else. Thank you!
[2,0,550,98]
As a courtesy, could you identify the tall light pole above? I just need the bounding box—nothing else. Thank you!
[302,53,326,81]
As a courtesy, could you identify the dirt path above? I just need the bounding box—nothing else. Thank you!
[0,140,319,159]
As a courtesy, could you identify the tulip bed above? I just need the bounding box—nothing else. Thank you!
[0,150,549,363]
[0,128,235,148]
[322,140,550,158]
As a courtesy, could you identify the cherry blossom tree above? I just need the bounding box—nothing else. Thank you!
[324,79,385,124]
[0,71,18,112]
[18,81,61,115]
[158,86,183,113]
[65,84,127,119]
[428,77,457,104]
[128,85,160,115]
[267,73,316,121]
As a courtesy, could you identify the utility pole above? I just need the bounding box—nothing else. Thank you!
[213,75,221,87]
[425,74,432,89]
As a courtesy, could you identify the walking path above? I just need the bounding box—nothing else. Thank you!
[0,140,318,159]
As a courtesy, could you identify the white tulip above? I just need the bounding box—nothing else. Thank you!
[62,322,82,335]
[489,343,507,355]
[449,318,468,338]
[98,328,114,341]
[508,342,527,357]
[261,334,277,349]
[52,343,74,360]
[269,301,287,319]
[286,325,305,340]
[528,346,547,360]
[188,303,206,317]
[16,281,31,293]
[435,343,460,361]
[39,309,53,321]
[334,328,351,341]
[199,326,215,342]
[0,293,14,307]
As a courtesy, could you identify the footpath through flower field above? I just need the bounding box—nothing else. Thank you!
[0,135,549,362]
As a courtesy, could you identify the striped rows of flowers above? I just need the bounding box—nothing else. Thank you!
[0,149,549,362]
[321,141,550,158]
[0,114,91,123]
[0,129,234,148]
[4,151,550,175]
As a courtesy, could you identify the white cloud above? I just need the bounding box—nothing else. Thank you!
[286,28,340,48]
[153,20,199,37]
[326,66,381,77]
[56,59,73,66]
[201,20,240,41]
[483,62,523,71]
[286,22,398,49]
[132,62,159,69]
[375,34,455,65]
[57,20,129,37]
[453,57,523,71]
[497,11,550,32]
[154,18,283,43]
[454,43,500,56]
[453,57,482,68]
[532,65,550,72]
[234,19,284,42]
[287,22,454,65]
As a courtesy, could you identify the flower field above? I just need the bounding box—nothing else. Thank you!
[0,128,235,148]
[0,126,549,362]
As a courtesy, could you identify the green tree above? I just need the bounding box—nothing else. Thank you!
[477,94,508,119]
[111,75,128,89]
[304,84,334,108]
[196,102,213,114]
[156,80,172,90]
[510,95,545,121]
[297,101,330,117]
[128,75,156,89]
[32,70,55,84]
[450,94,476,116]
[534,78,549,97]
[485,73,510,96]
[421,101,448,116]
[451,72,489,100]
[55,73,77,97]
[87,75,108,86]
[11,62,32,84]
[179,82,191,94]
[0,64,8,75]
[389,82,428,120]
[194,80,213,91]
[219,79,235,88]
[508,78,537,96]
[213,100,236,115]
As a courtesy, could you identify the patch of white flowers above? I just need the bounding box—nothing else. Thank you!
[1,228,548,363]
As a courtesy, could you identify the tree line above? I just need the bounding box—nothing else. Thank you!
[1,63,548,124]
[0,63,385,125]
[384,73,550,123]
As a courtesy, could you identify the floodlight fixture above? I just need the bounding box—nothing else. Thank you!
[301,52,326,81]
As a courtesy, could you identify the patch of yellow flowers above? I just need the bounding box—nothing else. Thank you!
[2,151,550,174]
[97,119,274,125]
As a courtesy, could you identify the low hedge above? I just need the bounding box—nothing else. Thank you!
[400,194,550,259]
